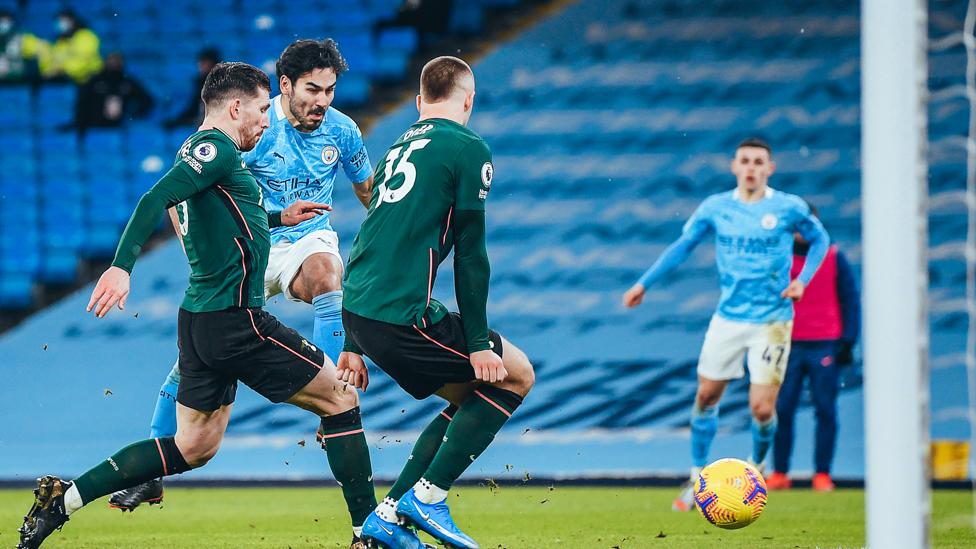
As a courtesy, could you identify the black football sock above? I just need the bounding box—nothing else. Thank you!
[318,407,377,527]
[388,404,457,501]
[73,437,190,505]
[423,386,523,491]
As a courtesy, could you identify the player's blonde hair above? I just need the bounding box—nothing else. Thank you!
[420,56,473,103]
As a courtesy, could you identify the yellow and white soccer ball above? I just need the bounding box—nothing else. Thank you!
[693,458,768,530]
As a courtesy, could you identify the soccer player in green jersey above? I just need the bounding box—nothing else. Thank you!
[337,56,536,549]
[16,62,375,549]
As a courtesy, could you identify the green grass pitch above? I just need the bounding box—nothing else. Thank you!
[1,486,973,548]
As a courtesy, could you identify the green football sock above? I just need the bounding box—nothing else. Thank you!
[318,407,376,527]
[388,404,457,501]
[73,437,190,505]
[424,386,523,491]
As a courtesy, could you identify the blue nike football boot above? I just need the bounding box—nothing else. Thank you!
[361,509,426,549]
[396,488,479,549]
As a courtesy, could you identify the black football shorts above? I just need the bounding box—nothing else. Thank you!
[342,309,504,400]
[177,307,324,412]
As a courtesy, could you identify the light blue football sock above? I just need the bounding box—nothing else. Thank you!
[751,413,778,465]
[149,361,180,439]
[690,403,719,468]
[312,291,344,366]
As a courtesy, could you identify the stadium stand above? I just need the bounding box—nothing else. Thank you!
[0,0,970,481]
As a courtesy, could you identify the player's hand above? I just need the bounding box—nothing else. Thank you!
[471,349,507,383]
[337,351,369,392]
[87,266,131,318]
[622,284,646,308]
[280,200,331,227]
[781,279,806,301]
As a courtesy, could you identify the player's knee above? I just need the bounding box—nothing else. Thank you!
[750,401,775,423]
[302,256,342,294]
[696,390,722,408]
[176,439,220,469]
[312,382,359,416]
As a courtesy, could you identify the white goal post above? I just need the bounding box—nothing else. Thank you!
[861,0,931,547]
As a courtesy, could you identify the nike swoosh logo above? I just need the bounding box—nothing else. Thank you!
[379,523,394,536]
[416,502,430,521]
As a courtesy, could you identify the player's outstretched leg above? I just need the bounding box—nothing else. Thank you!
[365,405,456,549]
[312,290,345,365]
[286,358,377,539]
[397,339,533,549]
[109,361,181,511]
[19,435,196,548]
[16,476,72,549]
[748,383,780,473]
[675,377,726,512]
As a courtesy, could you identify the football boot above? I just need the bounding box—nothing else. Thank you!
[671,479,697,512]
[765,471,792,490]
[812,472,835,492]
[362,509,428,549]
[396,488,479,549]
[108,478,164,511]
[17,475,71,549]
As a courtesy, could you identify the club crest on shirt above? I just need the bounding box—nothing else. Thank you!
[321,145,339,166]
[481,162,493,189]
[193,142,217,163]
[761,213,778,230]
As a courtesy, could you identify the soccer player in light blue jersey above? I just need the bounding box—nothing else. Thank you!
[622,138,829,512]
[110,40,380,549]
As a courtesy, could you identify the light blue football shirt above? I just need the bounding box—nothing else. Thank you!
[637,187,829,323]
[242,95,373,244]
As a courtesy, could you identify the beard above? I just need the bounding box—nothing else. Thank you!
[240,128,264,152]
[288,96,326,132]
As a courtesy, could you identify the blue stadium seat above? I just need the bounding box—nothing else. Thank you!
[449,3,484,35]
[377,26,419,54]
[36,84,78,128]
[331,72,370,109]
[0,85,32,128]
[39,246,80,285]
[82,128,125,152]
[0,270,33,309]
[85,222,123,259]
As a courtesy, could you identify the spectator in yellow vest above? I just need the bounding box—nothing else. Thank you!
[32,10,103,84]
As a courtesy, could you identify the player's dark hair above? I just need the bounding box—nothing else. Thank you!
[420,56,473,103]
[736,138,772,155]
[276,39,348,86]
[201,62,271,108]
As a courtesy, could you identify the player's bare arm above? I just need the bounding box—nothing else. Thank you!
[337,351,370,392]
[623,284,646,308]
[352,173,374,209]
[279,200,330,226]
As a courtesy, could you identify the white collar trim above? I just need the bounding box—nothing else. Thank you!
[273,95,285,120]
[733,186,774,201]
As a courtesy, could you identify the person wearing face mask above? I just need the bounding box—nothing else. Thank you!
[75,50,154,130]
[34,10,103,84]
[0,11,41,82]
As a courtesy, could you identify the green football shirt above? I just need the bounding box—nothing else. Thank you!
[343,117,494,352]
[113,128,282,312]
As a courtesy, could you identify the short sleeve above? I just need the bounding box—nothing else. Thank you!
[454,139,492,212]
[340,126,373,184]
[173,134,237,192]
[681,198,714,239]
